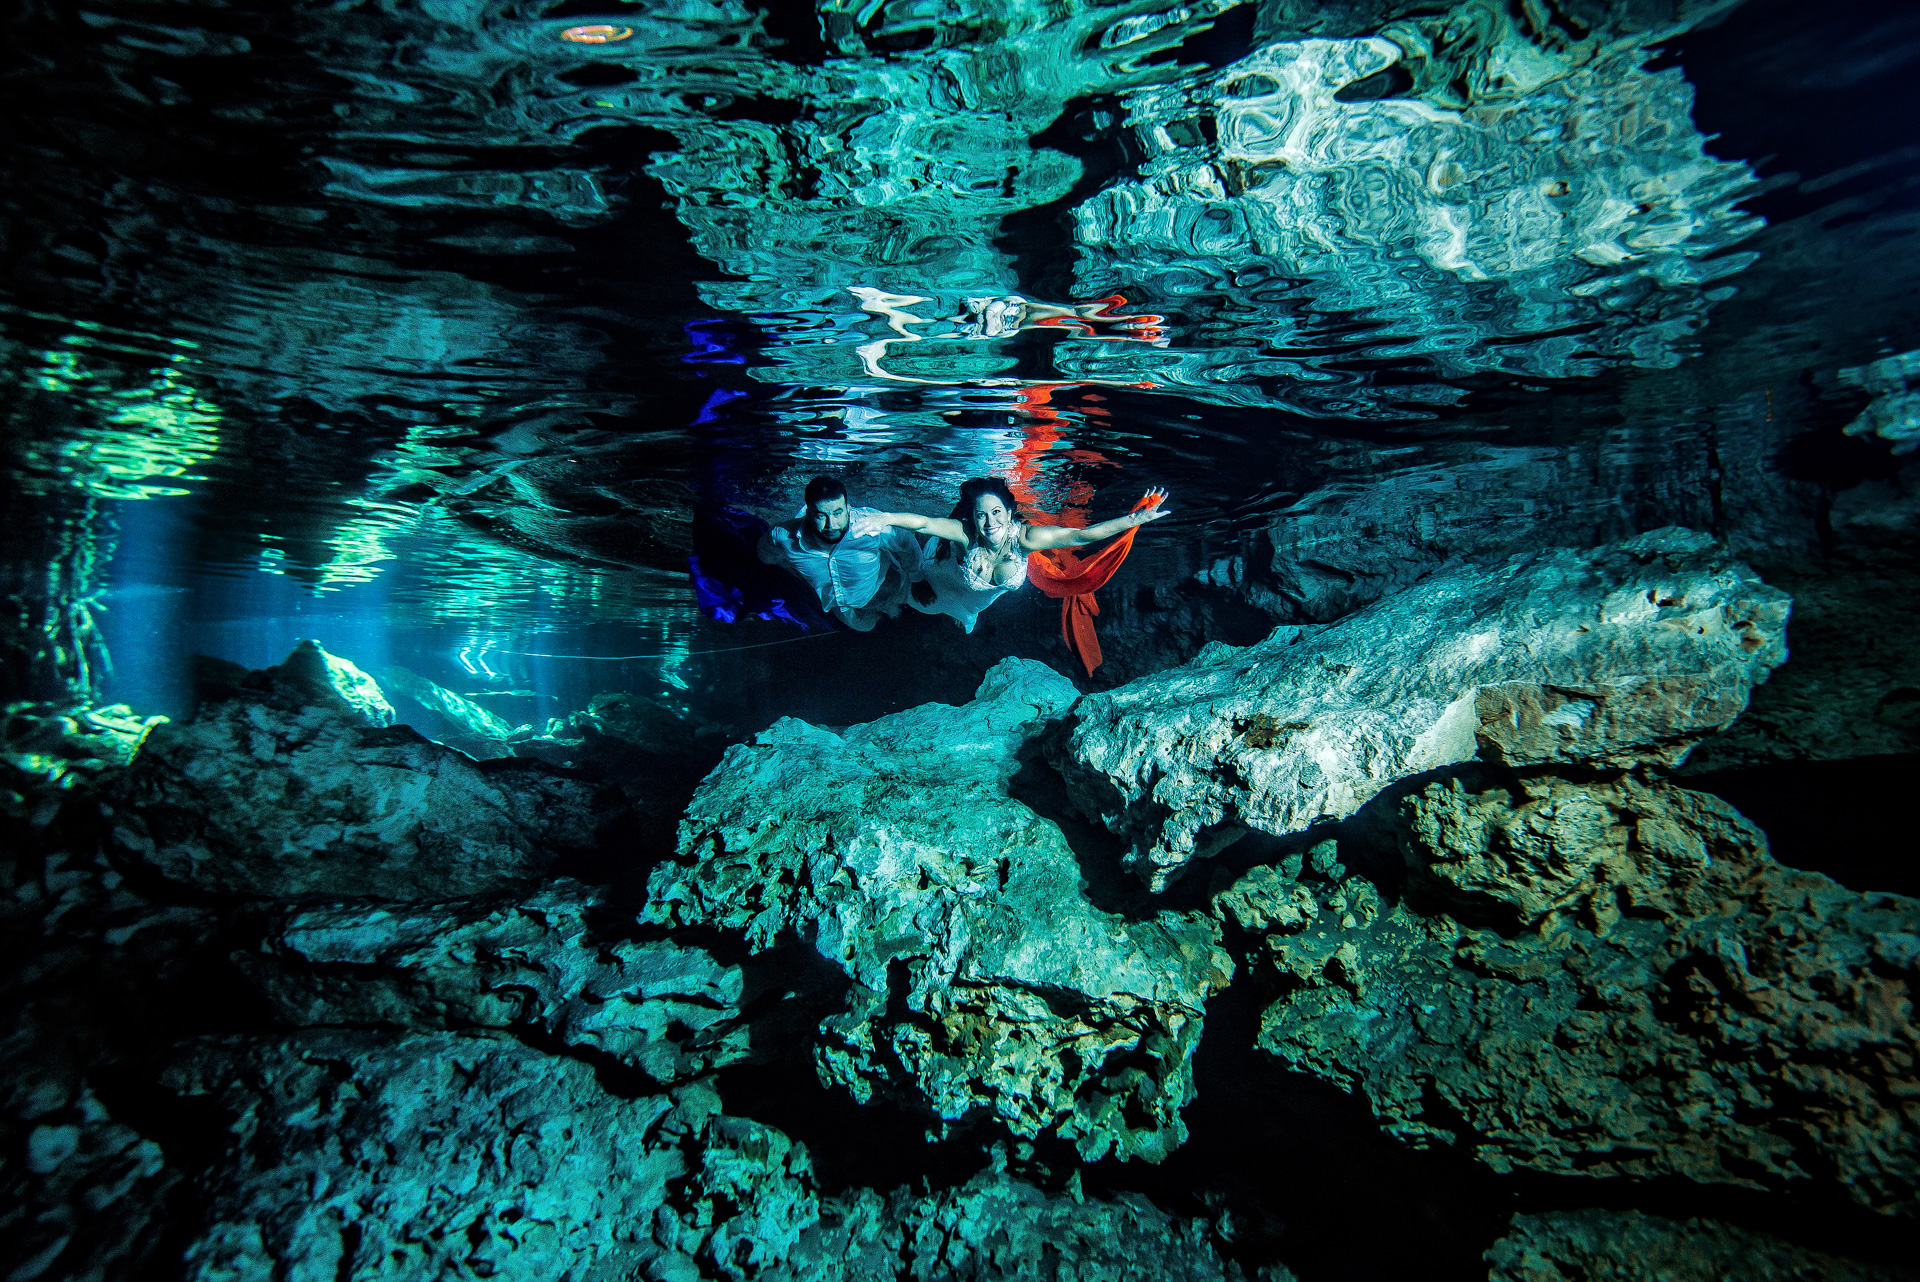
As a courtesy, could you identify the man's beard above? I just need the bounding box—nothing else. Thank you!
[816,525,847,544]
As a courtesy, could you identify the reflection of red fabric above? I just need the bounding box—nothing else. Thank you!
[1006,385,1094,528]
[1027,491,1162,677]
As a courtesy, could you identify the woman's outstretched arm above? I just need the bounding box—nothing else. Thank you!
[850,509,969,544]
[1019,488,1170,550]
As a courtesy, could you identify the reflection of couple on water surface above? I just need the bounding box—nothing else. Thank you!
[749,473,1169,671]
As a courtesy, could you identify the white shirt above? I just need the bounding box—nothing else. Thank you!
[759,508,923,614]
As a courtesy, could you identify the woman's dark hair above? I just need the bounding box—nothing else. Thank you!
[804,474,847,508]
[943,477,1021,552]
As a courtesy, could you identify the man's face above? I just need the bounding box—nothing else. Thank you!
[808,495,850,543]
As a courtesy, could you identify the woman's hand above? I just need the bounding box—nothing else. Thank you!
[849,511,892,538]
[1132,487,1171,524]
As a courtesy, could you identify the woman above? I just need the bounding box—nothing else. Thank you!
[850,478,1170,633]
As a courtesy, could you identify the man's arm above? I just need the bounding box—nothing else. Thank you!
[757,523,791,565]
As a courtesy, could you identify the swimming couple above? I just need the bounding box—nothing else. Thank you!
[758,475,1170,634]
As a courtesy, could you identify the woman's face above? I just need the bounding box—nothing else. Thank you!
[972,493,1013,543]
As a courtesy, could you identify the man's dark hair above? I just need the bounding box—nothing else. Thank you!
[804,475,847,508]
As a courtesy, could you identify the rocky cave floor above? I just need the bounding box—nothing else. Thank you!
[5,514,1919,1282]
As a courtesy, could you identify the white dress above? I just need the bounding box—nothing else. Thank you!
[907,537,1027,633]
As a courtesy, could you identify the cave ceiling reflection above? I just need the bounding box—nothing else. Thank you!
[3,0,1919,624]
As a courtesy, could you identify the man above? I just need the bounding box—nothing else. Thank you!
[757,474,923,631]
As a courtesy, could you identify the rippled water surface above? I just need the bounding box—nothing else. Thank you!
[5,0,1919,714]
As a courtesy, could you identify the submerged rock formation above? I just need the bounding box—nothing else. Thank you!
[164,1032,818,1282]
[647,659,1233,1162]
[1,704,217,1282]
[1486,1207,1917,1282]
[1062,529,1790,889]
[1240,771,1920,1213]
[164,1027,1269,1282]
[239,880,748,1085]
[110,644,611,901]
[773,1164,1287,1282]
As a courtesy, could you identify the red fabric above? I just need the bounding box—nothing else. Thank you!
[1026,491,1162,677]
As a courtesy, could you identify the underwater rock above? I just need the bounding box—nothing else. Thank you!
[244,640,396,727]
[1062,529,1790,890]
[1,701,219,1282]
[1485,1207,1917,1282]
[2,701,167,826]
[164,1031,817,1282]
[238,880,747,1085]
[163,1028,1273,1282]
[1244,772,1920,1213]
[772,1164,1285,1282]
[2,886,213,1282]
[378,664,523,755]
[111,647,609,901]
[1681,540,1920,771]
[1841,349,1920,453]
[646,659,1233,1162]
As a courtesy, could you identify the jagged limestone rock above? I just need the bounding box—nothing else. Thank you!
[1486,1207,1918,1282]
[379,664,522,751]
[1,700,219,1282]
[163,1032,817,1282]
[1244,772,1920,1213]
[110,646,608,901]
[237,880,748,1085]
[1061,530,1790,889]
[646,659,1232,1162]
[2,701,166,825]
[3,883,212,1282]
[258,640,395,726]
[165,1030,1274,1282]
[772,1163,1287,1282]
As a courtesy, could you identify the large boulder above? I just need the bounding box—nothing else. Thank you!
[110,646,611,901]
[1061,530,1791,889]
[1238,772,1920,1214]
[645,659,1233,1162]
[237,880,748,1085]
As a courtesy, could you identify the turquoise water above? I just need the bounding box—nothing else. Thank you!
[4,0,1918,718]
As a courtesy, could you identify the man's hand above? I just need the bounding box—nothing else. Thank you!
[849,511,891,538]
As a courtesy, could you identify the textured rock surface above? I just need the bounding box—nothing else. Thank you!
[164,1027,1266,1282]
[647,659,1233,1162]
[239,880,747,1084]
[1063,530,1790,889]
[1486,1207,1917,1282]
[163,1031,818,1282]
[111,647,609,901]
[1244,772,1920,1212]
[379,663,522,757]
[1,706,216,1282]
[1682,544,1920,772]
[774,1165,1285,1282]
